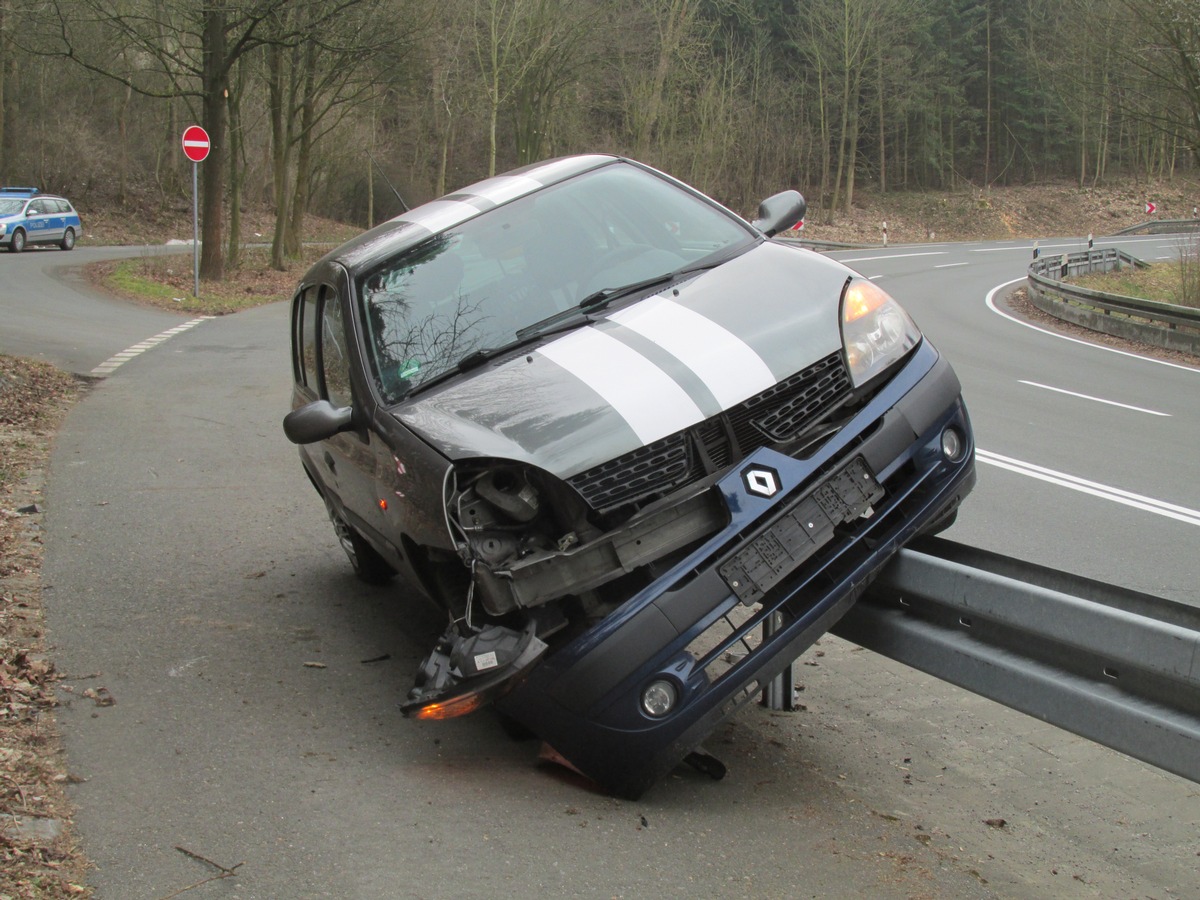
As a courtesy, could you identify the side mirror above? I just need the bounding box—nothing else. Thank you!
[751,190,807,237]
[283,399,353,444]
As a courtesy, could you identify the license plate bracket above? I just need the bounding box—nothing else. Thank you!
[719,457,884,605]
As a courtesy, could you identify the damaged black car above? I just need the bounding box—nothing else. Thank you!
[284,155,975,798]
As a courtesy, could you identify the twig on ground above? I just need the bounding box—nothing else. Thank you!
[0,772,28,810]
[155,846,244,899]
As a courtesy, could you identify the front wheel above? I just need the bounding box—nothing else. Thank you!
[8,229,25,253]
[327,503,395,585]
[60,228,75,251]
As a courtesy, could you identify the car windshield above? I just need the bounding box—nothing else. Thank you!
[0,199,25,215]
[357,162,755,404]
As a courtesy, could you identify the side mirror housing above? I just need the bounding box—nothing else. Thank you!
[752,190,807,237]
[283,400,353,444]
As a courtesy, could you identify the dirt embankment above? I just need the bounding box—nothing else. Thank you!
[799,179,1200,245]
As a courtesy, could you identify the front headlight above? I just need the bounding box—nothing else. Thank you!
[0,224,7,237]
[840,278,921,387]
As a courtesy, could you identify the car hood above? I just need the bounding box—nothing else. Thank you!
[395,241,852,479]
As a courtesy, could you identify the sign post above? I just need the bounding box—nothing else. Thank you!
[181,125,211,298]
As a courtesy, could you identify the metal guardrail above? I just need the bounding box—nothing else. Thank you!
[831,536,1200,785]
[1027,247,1200,355]
[775,235,875,251]
[1112,218,1200,236]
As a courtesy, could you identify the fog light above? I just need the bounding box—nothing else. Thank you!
[641,680,678,718]
[941,427,964,461]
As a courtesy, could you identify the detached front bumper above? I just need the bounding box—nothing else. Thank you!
[495,339,976,797]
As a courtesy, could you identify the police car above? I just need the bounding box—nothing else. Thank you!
[0,186,82,252]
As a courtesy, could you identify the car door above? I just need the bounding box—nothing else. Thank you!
[23,200,50,241]
[310,282,390,547]
[53,200,74,239]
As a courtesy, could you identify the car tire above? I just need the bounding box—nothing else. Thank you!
[328,507,396,585]
[60,228,75,251]
[8,229,25,253]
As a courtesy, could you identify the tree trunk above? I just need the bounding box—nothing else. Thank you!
[285,41,317,260]
[199,3,226,282]
[226,72,242,269]
[268,42,291,271]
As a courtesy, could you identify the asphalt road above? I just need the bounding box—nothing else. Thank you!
[7,237,1198,898]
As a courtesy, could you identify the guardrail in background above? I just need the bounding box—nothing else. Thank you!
[774,235,874,251]
[1112,218,1200,236]
[831,537,1200,785]
[1027,247,1200,356]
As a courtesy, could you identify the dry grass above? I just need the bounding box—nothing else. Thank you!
[1073,238,1200,310]
[799,178,1200,245]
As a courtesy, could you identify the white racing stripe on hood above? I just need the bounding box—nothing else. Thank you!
[608,296,777,408]
[538,328,704,444]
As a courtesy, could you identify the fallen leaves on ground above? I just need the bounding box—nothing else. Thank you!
[0,355,91,898]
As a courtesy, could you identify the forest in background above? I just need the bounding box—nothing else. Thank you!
[0,0,1198,279]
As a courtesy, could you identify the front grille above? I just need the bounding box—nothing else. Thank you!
[569,352,852,511]
[566,434,692,511]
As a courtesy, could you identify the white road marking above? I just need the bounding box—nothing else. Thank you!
[984,278,1200,373]
[970,246,1042,253]
[90,317,213,376]
[1018,380,1170,416]
[977,449,1200,527]
[935,262,969,269]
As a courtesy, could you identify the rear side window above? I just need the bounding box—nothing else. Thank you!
[319,287,353,408]
[298,286,320,389]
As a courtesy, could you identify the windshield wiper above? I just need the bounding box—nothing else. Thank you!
[577,271,682,312]
[511,272,678,341]
[577,244,756,314]
[404,318,587,398]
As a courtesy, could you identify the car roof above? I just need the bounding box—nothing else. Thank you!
[0,187,70,202]
[311,154,620,278]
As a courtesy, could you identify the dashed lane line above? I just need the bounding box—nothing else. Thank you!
[90,317,214,377]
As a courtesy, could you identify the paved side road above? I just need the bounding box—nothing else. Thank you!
[40,301,1198,898]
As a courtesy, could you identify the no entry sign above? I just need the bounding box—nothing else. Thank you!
[182,125,211,163]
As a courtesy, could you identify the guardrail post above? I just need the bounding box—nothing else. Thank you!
[761,612,795,710]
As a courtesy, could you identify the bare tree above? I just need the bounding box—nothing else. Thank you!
[25,0,390,281]
[1119,0,1200,167]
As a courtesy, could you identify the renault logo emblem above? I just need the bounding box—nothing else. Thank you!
[741,465,781,498]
